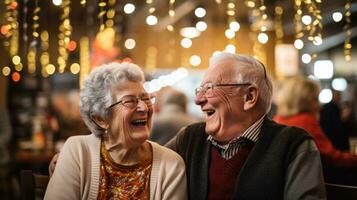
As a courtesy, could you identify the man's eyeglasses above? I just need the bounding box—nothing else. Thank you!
[195,82,251,97]
[107,94,156,109]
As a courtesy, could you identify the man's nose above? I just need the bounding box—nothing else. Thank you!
[194,93,207,106]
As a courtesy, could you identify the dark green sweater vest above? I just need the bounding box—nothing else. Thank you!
[171,118,311,200]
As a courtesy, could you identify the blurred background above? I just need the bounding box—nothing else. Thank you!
[0,0,357,199]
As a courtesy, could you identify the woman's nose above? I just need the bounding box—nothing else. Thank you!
[136,100,149,112]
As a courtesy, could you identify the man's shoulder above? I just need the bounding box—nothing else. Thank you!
[263,118,311,140]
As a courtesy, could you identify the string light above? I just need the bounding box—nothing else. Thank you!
[105,0,116,29]
[98,0,107,32]
[79,37,90,88]
[304,0,323,46]
[294,0,304,49]
[58,0,72,73]
[40,31,50,77]
[146,0,157,26]
[27,0,40,74]
[167,0,175,31]
[344,0,352,61]
[274,6,284,44]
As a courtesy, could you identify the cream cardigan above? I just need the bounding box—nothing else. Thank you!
[44,134,187,200]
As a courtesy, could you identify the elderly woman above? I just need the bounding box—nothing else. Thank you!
[44,62,187,199]
[273,76,357,185]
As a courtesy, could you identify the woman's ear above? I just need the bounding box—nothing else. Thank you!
[243,86,259,111]
[91,115,108,130]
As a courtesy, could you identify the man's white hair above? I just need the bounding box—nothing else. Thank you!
[209,52,273,113]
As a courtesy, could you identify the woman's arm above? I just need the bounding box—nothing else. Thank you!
[44,138,81,199]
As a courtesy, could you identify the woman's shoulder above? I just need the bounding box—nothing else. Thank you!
[149,141,184,164]
[63,134,100,149]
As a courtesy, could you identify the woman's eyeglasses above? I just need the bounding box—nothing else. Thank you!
[107,94,156,109]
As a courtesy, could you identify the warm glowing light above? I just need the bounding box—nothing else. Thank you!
[225,44,236,53]
[314,60,333,79]
[1,25,9,35]
[332,12,343,22]
[15,63,23,71]
[10,2,18,9]
[12,72,20,82]
[195,7,206,18]
[319,89,332,103]
[70,63,80,74]
[301,15,312,25]
[301,53,312,64]
[2,66,11,76]
[190,55,201,66]
[124,3,135,14]
[181,38,192,48]
[124,38,136,50]
[12,56,21,65]
[313,36,323,46]
[67,40,77,51]
[225,29,235,39]
[146,15,158,25]
[196,21,207,32]
[332,78,347,91]
[180,27,201,39]
[46,64,56,75]
[258,32,268,44]
[246,0,255,7]
[229,21,240,32]
[294,39,304,49]
[52,0,62,6]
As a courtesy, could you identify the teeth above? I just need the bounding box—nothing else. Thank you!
[133,119,146,123]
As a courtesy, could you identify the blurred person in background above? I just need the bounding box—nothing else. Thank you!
[274,76,357,185]
[320,89,350,151]
[149,89,197,145]
[45,62,187,199]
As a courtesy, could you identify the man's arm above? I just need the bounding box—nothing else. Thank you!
[284,139,327,200]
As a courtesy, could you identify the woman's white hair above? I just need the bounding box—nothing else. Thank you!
[209,52,273,113]
[80,62,145,136]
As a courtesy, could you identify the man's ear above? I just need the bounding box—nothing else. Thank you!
[91,115,108,129]
[243,86,259,110]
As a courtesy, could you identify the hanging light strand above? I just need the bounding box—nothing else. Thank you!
[40,30,50,77]
[105,0,116,29]
[58,0,72,73]
[294,0,304,40]
[167,0,175,31]
[344,0,352,61]
[274,6,284,44]
[27,0,40,74]
[147,0,155,14]
[9,0,19,57]
[98,0,107,32]
[304,0,323,45]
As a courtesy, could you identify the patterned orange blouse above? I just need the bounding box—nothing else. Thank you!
[97,141,153,200]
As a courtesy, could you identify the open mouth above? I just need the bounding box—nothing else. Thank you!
[204,109,215,117]
[131,119,147,126]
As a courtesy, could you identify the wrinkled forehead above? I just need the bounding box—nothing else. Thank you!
[203,59,247,83]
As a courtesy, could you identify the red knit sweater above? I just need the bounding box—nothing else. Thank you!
[208,142,254,200]
[274,113,357,168]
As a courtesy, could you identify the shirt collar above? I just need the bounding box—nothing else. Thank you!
[207,114,266,150]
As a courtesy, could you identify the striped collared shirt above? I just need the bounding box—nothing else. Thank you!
[207,115,266,160]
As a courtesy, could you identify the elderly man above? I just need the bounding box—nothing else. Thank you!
[166,53,326,199]
[50,53,326,199]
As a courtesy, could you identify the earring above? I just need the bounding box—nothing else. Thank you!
[104,128,108,135]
